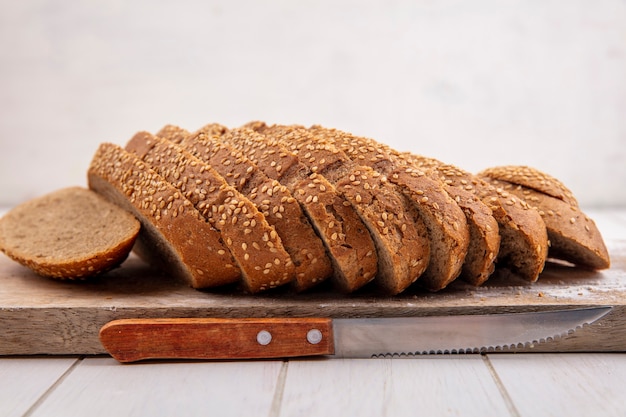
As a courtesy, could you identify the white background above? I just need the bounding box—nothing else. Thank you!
[1,0,625,207]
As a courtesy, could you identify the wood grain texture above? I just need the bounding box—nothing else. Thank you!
[99,317,333,362]
[28,358,283,417]
[280,358,512,417]
[488,354,626,417]
[0,239,625,355]
[0,357,78,417]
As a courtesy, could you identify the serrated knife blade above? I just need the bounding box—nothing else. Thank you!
[99,306,612,362]
[332,306,612,357]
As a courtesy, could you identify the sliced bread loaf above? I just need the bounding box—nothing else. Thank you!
[0,186,140,279]
[125,132,295,292]
[174,129,334,291]
[88,143,242,288]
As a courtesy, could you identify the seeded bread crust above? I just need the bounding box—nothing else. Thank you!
[302,126,472,290]
[479,165,578,207]
[125,132,295,292]
[173,129,334,291]
[213,128,380,293]
[240,125,433,294]
[88,143,241,288]
[481,178,610,269]
[155,125,191,145]
[402,154,548,282]
[0,187,140,279]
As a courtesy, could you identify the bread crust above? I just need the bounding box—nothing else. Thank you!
[0,187,139,279]
[125,132,295,292]
[479,165,578,207]
[88,143,241,288]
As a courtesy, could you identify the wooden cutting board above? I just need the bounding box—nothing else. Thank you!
[1,240,625,355]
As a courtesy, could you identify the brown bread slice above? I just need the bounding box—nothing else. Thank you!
[173,128,335,291]
[401,154,548,282]
[479,165,578,207]
[236,125,433,293]
[0,187,140,279]
[88,143,241,288]
[214,127,381,292]
[480,178,610,269]
[308,126,496,286]
[125,132,295,292]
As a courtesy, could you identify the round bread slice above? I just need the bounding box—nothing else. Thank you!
[88,143,242,289]
[482,178,610,269]
[0,186,140,279]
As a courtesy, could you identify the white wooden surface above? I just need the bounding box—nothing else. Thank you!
[0,209,625,417]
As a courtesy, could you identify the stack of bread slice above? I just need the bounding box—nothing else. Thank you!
[0,122,611,294]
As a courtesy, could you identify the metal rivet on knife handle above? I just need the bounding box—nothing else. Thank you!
[99,317,335,362]
[256,330,272,345]
[307,329,323,344]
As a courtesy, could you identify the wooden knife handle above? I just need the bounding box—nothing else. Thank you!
[99,317,334,363]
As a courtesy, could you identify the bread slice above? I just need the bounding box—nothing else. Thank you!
[237,125,435,294]
[0,186,140,279]
[479,165,578,207]
[125,132,295,292]
[173,128,335,291]
[264,124,472,292]
[88,143,241,288]
[215,127,384,293]
[480,178,610,269]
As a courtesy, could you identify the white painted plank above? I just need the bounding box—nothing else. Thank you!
[488,353,626,417]
[279,357,512,417]
[30,357,284,417]
[0,357,78,417]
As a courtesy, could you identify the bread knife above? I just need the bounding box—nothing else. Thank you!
[99,306,611,362]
